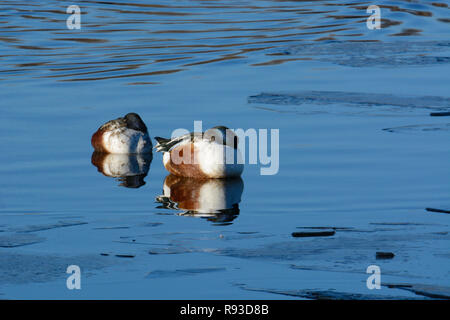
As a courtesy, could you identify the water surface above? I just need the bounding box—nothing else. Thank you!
[0,0,449,299]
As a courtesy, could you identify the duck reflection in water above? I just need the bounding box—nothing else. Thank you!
[91,151,152,188]
[156,175,244,225]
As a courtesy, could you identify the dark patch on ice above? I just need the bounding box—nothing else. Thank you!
[292,230,335,238]
[237,284,420,300]
[147,267,226,279]
[426,207,450,214]
[0,233,45,248]
[115,254,135,258]
[0,252,113,284]
[248,91,450,112]
[384,283,450,299]
[376,252,395,259]
[276,41,450,67]
[10,220,88,233]
[430,112,450,117]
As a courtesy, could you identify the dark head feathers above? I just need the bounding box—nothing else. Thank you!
[124,113,148,133]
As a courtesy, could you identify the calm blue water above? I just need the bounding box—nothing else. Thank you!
[0,0,449,299]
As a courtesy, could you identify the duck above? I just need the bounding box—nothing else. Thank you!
[91,113,152,154]
[154,126,244,179]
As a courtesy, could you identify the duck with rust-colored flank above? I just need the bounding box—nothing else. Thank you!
[154,126,244,179]
[91,113,152,154]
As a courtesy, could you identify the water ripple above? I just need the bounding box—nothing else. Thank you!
[0,0,448,83]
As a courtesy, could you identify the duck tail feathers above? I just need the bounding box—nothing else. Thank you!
[154,136,171,152]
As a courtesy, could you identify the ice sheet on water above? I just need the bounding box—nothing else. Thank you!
[249,91,450,111]
[237,284,422,300]
[278,41,450,67]
[383,123,450,133]
[9,220,88,233]
[0,233,45,248]
[0,252,113,284]
[147,267,226,279]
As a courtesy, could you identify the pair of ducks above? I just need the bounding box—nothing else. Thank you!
[91,113,243,223]
[91,112,244,179]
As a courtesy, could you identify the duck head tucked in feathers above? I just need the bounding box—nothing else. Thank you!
[91,113,152,154]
